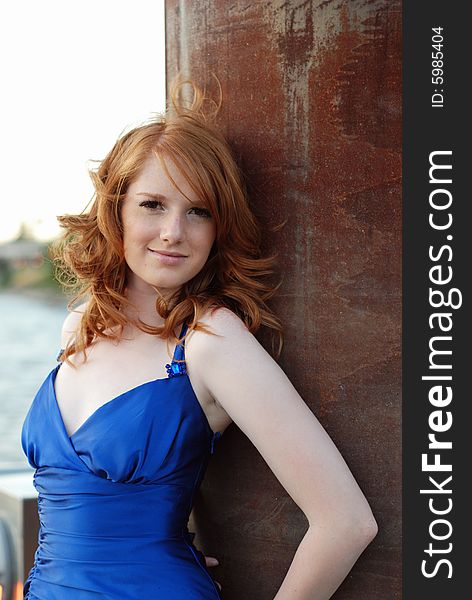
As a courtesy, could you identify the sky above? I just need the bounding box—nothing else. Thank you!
[0,0,166,242]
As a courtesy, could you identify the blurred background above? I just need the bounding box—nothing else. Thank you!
[0,0,166,470]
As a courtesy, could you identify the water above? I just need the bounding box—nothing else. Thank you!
[0,290,68,469]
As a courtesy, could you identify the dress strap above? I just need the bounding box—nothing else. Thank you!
[173,321,188,360]
[165,322,188,378]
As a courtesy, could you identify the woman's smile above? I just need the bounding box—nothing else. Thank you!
[147,248,188,265]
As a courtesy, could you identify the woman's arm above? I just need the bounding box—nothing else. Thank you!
[186,308,378,600]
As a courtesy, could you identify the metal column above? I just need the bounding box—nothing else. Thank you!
[166,2,401,598]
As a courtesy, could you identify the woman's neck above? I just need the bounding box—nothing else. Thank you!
[122,284,178,329]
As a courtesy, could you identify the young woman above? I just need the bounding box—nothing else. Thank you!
[21,77,377,599]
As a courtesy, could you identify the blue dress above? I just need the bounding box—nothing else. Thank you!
[21,322,222,599]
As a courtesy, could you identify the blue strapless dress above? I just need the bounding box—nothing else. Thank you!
[21,322,222,599]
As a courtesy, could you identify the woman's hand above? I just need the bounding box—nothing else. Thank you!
[204,555,222,591]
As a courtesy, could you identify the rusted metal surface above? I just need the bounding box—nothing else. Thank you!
[166,1,401,598]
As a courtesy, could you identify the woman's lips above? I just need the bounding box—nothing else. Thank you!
[147,249,187,265]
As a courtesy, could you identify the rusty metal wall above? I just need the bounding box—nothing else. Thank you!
[166,1,401,598]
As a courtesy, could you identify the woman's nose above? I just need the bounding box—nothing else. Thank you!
[160,212,184,243]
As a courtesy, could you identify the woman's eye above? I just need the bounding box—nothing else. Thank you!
[139,200,163,210]
[190,207,212,218]
[138,200,211,218]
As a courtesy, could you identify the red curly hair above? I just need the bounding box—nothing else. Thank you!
[51,73,284,366]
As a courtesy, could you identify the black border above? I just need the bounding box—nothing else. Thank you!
[403,2,469,597]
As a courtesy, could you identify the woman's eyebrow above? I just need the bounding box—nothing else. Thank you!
[136,192,168,199]
[136,191,203,205]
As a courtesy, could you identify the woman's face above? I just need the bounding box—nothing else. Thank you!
[121,153,216,299]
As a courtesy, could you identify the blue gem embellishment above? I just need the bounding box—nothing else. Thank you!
[165,361,187,378]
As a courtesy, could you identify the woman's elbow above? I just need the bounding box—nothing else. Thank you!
[346,496,379,545]
[332,509,379,548]
[332,513,378,554]
[358,513,379,544]
[308,507,378,545]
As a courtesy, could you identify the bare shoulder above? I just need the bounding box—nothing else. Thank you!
[60,300,89,348]
[185,306,277,394]
[184,306,258,366]
[184,307,257,424]
[186,307,250,348]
